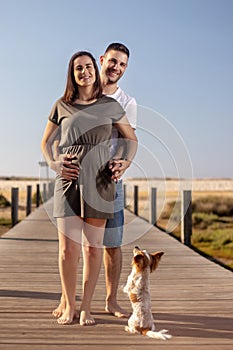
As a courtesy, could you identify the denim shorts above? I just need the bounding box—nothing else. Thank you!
[103,181,124,247]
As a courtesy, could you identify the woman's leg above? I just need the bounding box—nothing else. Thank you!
[52,288,66,318]
[80,218,106,325]
[56,216,83,324]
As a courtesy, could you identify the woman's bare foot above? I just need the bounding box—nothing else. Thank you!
[57,306,77,325]
[105,301,130,318]
[79,310,95,326]
[52,295,66,318]
[52,302,65,318]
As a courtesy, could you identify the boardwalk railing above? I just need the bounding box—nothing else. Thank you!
[10,182,192,242]
[10,181,54,226]
[124,184,192,246]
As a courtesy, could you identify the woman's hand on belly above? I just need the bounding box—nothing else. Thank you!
[50,154,79,181]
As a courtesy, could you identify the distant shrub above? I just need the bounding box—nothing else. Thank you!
[192,212,219,229]
[193,229,233,248]
[222,238,232,246]
[192,196,233,217]
[0,193,10,207]
[194,233,213,244]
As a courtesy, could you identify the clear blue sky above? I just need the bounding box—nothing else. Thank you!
[0,0,232,179]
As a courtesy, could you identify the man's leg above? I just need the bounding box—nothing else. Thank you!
[104,246,130,317]
[103,207,130,318]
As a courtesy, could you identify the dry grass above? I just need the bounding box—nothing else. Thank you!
[125,188,233,270]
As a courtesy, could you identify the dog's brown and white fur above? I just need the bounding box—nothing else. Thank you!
[123,246,172,340]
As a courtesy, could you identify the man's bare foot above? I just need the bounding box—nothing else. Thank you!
[57,307,77,325]
[79,310,95,326]
[105,302,130,318]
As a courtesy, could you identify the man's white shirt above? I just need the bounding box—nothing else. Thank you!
[107,86,137,157]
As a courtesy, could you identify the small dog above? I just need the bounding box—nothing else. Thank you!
[123,246,172,340]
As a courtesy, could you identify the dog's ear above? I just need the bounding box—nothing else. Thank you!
[150,251,164,273]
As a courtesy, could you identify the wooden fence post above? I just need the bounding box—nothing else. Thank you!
[43,183,47,203]
[11,187,19,226]
[36,184,40,207]
[181,190,192,246]
[134,185,138,216]
[123,184,126,208]
[48,181,54,199]
[150,187,157,225]
[26,185,32,216]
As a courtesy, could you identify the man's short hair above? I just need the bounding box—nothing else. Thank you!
[104,43,130,58]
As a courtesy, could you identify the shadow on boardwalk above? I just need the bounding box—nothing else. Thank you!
[0,199,232,350]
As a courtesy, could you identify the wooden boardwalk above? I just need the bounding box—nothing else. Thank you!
[0,199,232,350]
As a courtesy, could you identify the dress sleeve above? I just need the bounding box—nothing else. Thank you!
[108,98,125,123]
[48,100,61,125]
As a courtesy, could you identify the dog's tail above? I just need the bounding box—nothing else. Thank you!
[145,329,172,340]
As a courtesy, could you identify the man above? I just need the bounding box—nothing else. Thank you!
[100,43,137,318]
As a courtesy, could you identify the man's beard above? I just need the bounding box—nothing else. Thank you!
[106,69,121,84]
[107,78,118,85]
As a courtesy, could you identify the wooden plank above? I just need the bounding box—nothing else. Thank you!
[0,200,233,350]
[1,346,233,350]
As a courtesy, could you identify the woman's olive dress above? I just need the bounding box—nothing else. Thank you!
[48,96,125,219]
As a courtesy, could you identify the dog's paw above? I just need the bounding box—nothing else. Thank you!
[146,329,172,340]
[124,325,130,332]
[121,283,127,293]
[158,329,172,340]
[125,325,138,334]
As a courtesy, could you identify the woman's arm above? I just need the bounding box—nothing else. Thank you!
[41,121,79,180]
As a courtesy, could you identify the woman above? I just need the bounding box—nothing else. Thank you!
[41,51,137,325]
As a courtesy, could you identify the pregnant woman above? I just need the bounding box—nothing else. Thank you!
[41,51,137,325]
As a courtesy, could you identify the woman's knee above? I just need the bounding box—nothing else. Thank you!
[83,245,102,259]
[83,218,106,248]
[60,239,80,261]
